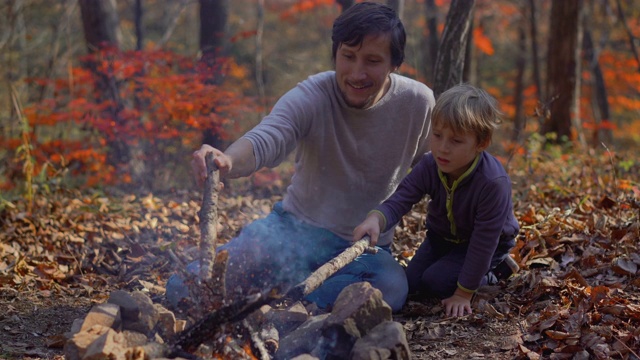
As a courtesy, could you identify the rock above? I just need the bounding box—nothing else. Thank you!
[65,318,84,339]
[351,321,410,360]
[83,328,127,360]
[80,303,122,333]
[325,282,392,339]
[64,325,111,360]
[275,313,330,359]
[154,303,178,339]
[312,282,392,359]
[121,330,148,347]
[266,301,310,335]
[290,355,320,360]
[124,291,158,335]
[108,290,140,322]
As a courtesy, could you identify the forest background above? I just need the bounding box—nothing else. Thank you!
[1,0,640,359]
[1,0,639,194]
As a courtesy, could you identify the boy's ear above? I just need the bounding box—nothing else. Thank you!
[477,138,491,151]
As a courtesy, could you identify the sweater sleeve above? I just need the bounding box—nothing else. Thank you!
[457,176,513,291]
[377,154,434,232]
[242,77,321,170]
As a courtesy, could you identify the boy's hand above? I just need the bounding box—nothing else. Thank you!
[353,212,384,247]
[441,288,473,317]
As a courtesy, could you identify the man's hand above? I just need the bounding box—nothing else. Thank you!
[353,212,384,247]
[191,144,231,187]
[441,288,473,317]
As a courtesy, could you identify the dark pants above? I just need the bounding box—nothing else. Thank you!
[405,232,515,299]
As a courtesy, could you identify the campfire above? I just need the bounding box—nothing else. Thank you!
[63,280,410,359]
[63,155,412,359]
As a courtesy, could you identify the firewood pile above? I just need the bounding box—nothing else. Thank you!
[63,281,411,359]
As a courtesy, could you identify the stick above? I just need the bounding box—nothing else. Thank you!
[198,152,219,282]
[285,237,374,301]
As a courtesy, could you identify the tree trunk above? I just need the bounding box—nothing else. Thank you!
[573,5,585,147]
[462,17,475,84]
[387,0,404,19]
[256,0,266,118]
[615,0,640,72]
[527,0,544,127]
[199,0,229,148]
[200,0,229,66]
[512,9,527,143]
[432,0,476,97]
[135,0,143,50]
[583,29,613,146]
[336,0,355,12]
[79,0,120,52]
[79,0,130,168]
[424,0,439,85]
[2,0,27,130]
[541,0,582,143]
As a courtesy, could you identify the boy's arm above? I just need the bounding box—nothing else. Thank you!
[376,154,433,231]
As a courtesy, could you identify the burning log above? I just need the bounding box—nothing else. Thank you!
[180,251,229,319]
[168,289,281,355]
[285,237,375,302]
[170,235,375,356]
[242,319,270,360]
[180,151,226,317]
[259,322,279,354]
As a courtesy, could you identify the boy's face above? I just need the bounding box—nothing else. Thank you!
[430,124,488,181]
[335,34,396,109]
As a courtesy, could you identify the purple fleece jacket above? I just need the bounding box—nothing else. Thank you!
[376,151,520,291]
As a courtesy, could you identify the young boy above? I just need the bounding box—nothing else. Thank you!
[353,84,520,317]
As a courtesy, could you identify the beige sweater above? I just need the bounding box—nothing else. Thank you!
[243,71,434,246]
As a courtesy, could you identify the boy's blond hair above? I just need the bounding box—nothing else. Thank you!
[432,84,502,145]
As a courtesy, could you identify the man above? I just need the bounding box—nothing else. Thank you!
[169,1,435,312]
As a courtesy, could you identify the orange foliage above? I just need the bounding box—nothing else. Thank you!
[473,26,494,56]
[280,0,335,20]
[5,48,257,189]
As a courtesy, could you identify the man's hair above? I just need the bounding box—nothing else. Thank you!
[331,2,406,67]
[432,84,503,145]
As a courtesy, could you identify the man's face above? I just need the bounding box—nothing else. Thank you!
[335,34,396,109]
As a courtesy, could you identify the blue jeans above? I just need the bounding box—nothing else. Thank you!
[168,202,408,312]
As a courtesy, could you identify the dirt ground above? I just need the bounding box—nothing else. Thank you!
[0,285,524,360]
[1,156,639,360]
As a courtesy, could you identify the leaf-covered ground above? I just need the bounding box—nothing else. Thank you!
[1,148,639,359]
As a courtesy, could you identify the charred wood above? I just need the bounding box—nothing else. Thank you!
[169,289,281,355]
[242,319,270,360]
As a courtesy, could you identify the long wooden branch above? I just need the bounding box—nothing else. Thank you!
[285,237,374,301]
[198,152,219,282]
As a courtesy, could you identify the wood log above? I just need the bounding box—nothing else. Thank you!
[169,289,281,354]
[259,322,279,354]
[198,152,219,282]
[285,237,374,302]
[242,319,270,360]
